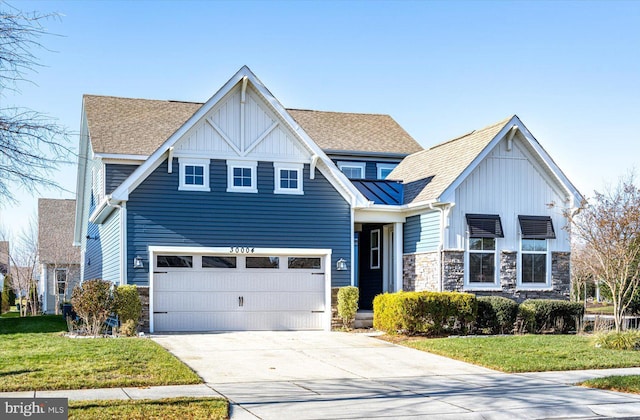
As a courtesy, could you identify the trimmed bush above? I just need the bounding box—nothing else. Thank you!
[595,330,640,350]
[114,285,142,328]
[337,286,359,329]
[519,299,584,334]
[475,296,519,334]
[373,291,477,335]
[71,279,114,336]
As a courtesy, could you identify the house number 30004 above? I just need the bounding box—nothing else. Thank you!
[230,247,255,254]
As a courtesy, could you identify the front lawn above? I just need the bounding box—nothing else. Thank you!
[0,315,201,391]
[580,375,640,394]
[69,397,228,420]
[398,334,640,373]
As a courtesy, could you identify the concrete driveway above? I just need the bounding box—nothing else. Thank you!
[153,331,640,419]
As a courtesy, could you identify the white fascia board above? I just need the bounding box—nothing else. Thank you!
[74,108,90,245]
[148,246,332,257]
[98,154,148,164]
[355,208,406,223]
[512,116,584,206]
[439,116,519,204]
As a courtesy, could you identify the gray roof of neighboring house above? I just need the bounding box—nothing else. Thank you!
[83,95,423,157]
[390,117,512,204]
[38,199,81,265]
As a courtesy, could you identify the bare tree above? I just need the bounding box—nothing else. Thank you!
[570,241,594,305]
[0,3,72,204]
[1,219,39,316]
[568,175,640,332]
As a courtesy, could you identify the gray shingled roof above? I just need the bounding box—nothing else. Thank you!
[390,117,512,204]
[287,109,422,155]
[38,199,81,264]
[83,95,422,156]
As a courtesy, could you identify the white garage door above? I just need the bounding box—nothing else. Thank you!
[152,252,327,332]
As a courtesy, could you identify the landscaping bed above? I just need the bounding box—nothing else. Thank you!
[68,397,228,420]
[0,315,201,392]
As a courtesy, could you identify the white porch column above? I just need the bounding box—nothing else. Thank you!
[393,222,403,292]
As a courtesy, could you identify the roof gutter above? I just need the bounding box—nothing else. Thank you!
[88,195,126,225]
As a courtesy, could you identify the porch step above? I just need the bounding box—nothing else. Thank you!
[354,310,374,329]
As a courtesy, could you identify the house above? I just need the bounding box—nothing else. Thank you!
[38,198,81,314]
[74,66,582,332]
[0,241,8,278]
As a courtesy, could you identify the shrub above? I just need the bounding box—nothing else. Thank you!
[1,276,10,313]
[337,286,359,329]
[71,279,114,336]
[519,299,584,334]
[119,319,138,337]
[373,291,476,335]
[475,296,519,334]
[594,330,640,350]
[114,285,142,324]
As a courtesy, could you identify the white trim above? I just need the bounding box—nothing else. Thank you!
[338,161,366,179]
[370,229,381,269]
[40,264,47,313]
[350,207,355,287]
[148,245,333,332]
[517,238,552,289]
[274,162,303,195]
[94,153,149,161]
[120,203,127,285]
[178,158,210,192]
[393,222,403,292]
[227,160,258,193]
[377,163,397,179]
[464,237,500,290]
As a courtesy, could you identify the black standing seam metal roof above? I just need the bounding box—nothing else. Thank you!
[351,180,404,205]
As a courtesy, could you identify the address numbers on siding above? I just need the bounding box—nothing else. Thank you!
[230,247,255,254]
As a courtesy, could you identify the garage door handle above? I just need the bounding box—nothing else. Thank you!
[239,296,244,307]
[154,312,167,314]
[311,273,325,275]
[154,271,168,274]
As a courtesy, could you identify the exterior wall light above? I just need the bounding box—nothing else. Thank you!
[133,256,144,269]
[336,258,348,271]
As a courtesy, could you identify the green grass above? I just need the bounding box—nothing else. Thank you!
[401,334,640,372]
[68,397,228,420]
[580,375,640,394]
[0,315,202,391]
[586,305,615,315]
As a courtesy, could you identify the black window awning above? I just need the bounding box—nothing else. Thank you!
[518,215,556,239]
[466,214,504,238]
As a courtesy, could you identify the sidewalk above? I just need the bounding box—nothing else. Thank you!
[0,383,223,401]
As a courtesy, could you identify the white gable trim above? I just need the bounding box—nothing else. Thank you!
[109,66,366,208]
[438,116,583,206]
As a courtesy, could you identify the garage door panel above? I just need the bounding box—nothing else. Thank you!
[153,252,327,332]
[154,311,324,332]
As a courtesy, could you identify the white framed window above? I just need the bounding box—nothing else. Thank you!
[227,160,258,193]
[517,216,555,288]
[464,214,503,289]
[377,163,397,179]
[338,161,366,179]
[274,162,303,195]
[55,268,68,295]
[370,229,380,269]
[467,238,498,286]
[178,158,210,191]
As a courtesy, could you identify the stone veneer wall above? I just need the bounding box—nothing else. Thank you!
[442,250,465,292]
[403,252,439,292]
[137,286,150,332]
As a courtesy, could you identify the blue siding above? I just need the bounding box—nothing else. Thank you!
[126,159,351,287]
[331,159,387,179]
[105,164,138,194]
[404,212,441,253]
[83,209,121,282]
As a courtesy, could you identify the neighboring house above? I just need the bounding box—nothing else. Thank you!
[38,199,81,314]
[0,241,8,279]
[74,66,582,332]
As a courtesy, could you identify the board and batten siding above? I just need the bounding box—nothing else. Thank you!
[83,209,121,282]
[105,164,139,195]
[403,212,441,254]
[126,158,351,287]
[447,136,571,252]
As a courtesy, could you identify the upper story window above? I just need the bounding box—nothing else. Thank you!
[338,161,366,179]
[178,158,210,191]
[377,163,397,179]
[274,163,303,195]
[518,216,555,288]
[465,214,503,288]
[227,160,258,193]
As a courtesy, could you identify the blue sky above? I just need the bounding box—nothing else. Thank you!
[1,0,639,236]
